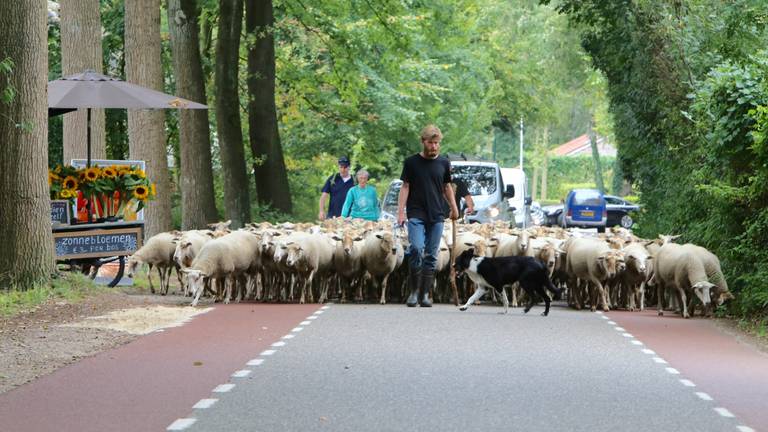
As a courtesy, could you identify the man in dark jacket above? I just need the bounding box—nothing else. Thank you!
[319,156,355,220]
[397,125,459,307]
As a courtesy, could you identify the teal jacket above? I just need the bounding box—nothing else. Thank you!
[341,185,380,221]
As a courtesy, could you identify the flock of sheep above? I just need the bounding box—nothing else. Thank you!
[125,218,734,318]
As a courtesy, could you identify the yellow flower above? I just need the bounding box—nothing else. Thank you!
[84,167,101,181]
[133,185,150,200]
[62,176,78,190]
[60,189,73,199]
[133,169,146,179]
[102,166,117,178]
[48,172,59,186]
[150,183,156,197]
[118,167,132,176]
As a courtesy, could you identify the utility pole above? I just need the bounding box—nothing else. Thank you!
[519,116,524,169]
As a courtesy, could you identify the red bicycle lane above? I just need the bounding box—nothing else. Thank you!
[0,303,320,432]
[607,310,768,431]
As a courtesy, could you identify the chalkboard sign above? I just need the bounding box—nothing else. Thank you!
[51,200,71,225]
[53,227,143,259]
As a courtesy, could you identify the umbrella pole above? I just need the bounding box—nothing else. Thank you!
[86,108,92,223]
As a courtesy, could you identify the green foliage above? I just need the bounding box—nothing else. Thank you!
[544,155,614,200]
[0,273,101,317]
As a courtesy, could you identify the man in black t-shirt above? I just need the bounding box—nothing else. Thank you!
[398,125,459,307]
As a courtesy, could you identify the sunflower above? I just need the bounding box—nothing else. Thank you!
[48,171,59,186]
[133,168,146,179]
[102,166,118,178]
[133,185,150,200]
[60,189,74,199]
[84,167,101,181]
[62,176,78,190]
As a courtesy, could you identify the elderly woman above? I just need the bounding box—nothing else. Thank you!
[341,169,380,221]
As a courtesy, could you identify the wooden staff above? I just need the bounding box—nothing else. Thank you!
[449,218,460,306]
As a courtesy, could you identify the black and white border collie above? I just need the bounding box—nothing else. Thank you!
[454,248,562,316]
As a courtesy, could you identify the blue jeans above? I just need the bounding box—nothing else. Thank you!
[407,218,444,272]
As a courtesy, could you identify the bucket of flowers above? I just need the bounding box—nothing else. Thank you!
[49,164,155,223]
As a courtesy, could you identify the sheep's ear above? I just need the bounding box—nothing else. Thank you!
[464,242,473,247]
[206,231,216,238]
[375,234,383,239]
[354,236,364,241]
[273,232,282,237]
[440,247,448,251]
[597,255,606,262]
[331,235,342,241]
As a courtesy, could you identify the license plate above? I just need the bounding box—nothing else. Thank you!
[581,210,594,217]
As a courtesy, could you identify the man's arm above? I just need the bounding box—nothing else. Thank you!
[464,193,475,214]
[397,181,410,226]
[318,192,329,220]
[443,183,459,220]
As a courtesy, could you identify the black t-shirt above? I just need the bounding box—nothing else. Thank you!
[449,178,470,213]
[400,154,451,223]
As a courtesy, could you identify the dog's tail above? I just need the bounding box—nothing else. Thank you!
[545,275,563,301]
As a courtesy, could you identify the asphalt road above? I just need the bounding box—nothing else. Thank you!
[177,304,757,432]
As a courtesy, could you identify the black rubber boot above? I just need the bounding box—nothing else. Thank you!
[419,270,435,307]
[406,268,421,307]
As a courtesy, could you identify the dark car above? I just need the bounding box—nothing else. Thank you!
[604,195,640,229]
[543,194,640,230]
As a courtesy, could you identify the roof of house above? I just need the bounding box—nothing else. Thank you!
[550,134,616,157]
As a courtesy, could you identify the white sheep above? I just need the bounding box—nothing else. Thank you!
[360,230,401,304]
[126,231,180,295]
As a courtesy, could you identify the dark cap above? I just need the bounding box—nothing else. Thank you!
[338,156,350,167]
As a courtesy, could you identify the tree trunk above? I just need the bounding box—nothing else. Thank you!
[541,127,549,201]
[60,0,106,165]
[215,0,251,227]
[125,0,172,238]
[588,116,605,193]
[0,0,54,288]
[168,0,219,229]
[246,0,292,214]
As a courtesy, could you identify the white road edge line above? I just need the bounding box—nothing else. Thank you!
[601,316,610,320]
[272,341,286,347]
[680,379,696,387]
[260,349,276,356]
[213,384,235,393]
[695,392,713,401]
[665,367,680,375]
[247,359,264,366]
[314,311,324,315]
[291,327,304,332]
[282,334,295,339]
[607,321,617,325]
[193,399,218,409]
[737,426,755,432]
[631,340,644,346]
[652,357,667,364]
[622,333,633,338]
[641,348,656,355]
[321,305,331,310]
[614,327,626,331]
[167,418,197,430]
[300,321,312,325]
[714,407,735,418]
[232,370,252,378]
[306,316,318,320]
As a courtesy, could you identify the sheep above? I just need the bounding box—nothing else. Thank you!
[652,243,716,319]
[618,242,650,311]
[126,231,180,295]
[564,237,625,312]
[284,232,335,304]
[360,230,401,304]
[331,230,365,303]
[680,244,733,316]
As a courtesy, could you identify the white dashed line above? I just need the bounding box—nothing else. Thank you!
[714,407,735,418]
[291,327,304,333]
[665,367,680,375]
[622,333,633,338]
[167,418,196,430]
[314,310,324,315]
[737,426,755,432]
[232,369,252,378]
[614,327,626,332]
[695,392,713,401]
[652,357,667,364]
[193,399,218,409]
[260,349,276,356]
[679,379,696,387]
[300,321,312,325]
[641,349,656,355]
[247,359,264,366]
[213,384,235,393]
[272,341,286,347]
[601,316,610,320]
[607,321,617,325]
[596,311,604,314]
[306,316,318,320]
[321,305,331,310]
[631,340,644,346]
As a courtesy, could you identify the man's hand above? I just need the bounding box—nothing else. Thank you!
[397,210,407,227]
[465,205,474,215]
[318,210,326,221]
[449,207,459,220]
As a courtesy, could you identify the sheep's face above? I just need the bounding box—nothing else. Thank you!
[185,269,207,297]
[126,257,141,278]
[692,281,715,306]
[174,240,195,268]
[538,245,557,274]
[285,243,305,268]
[375,233,397,256]
[598,251,625,279]
[517,231,530,253]
[626,253,648,275]
[714,290,734,306]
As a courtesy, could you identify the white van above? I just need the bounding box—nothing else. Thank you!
[380,156,517,225]
[500,167,532,228]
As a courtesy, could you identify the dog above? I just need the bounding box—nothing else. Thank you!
[454,248,563,316]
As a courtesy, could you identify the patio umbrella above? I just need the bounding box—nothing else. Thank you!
[48,69,207,167]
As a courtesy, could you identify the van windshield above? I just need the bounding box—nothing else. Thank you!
[573,190,603,206]
[452,165,497,196]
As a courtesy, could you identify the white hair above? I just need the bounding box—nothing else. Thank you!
[356,169,370,179]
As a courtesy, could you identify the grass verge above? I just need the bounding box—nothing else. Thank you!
[0,273,108,317]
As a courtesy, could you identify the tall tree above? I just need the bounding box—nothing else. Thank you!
[167,0,219,229]
[125,0,172,238]
[588,116,604,193]
[246,0,292,213]
[215,0,251,227]
[0,0,54,288]
[59,0,106,165]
